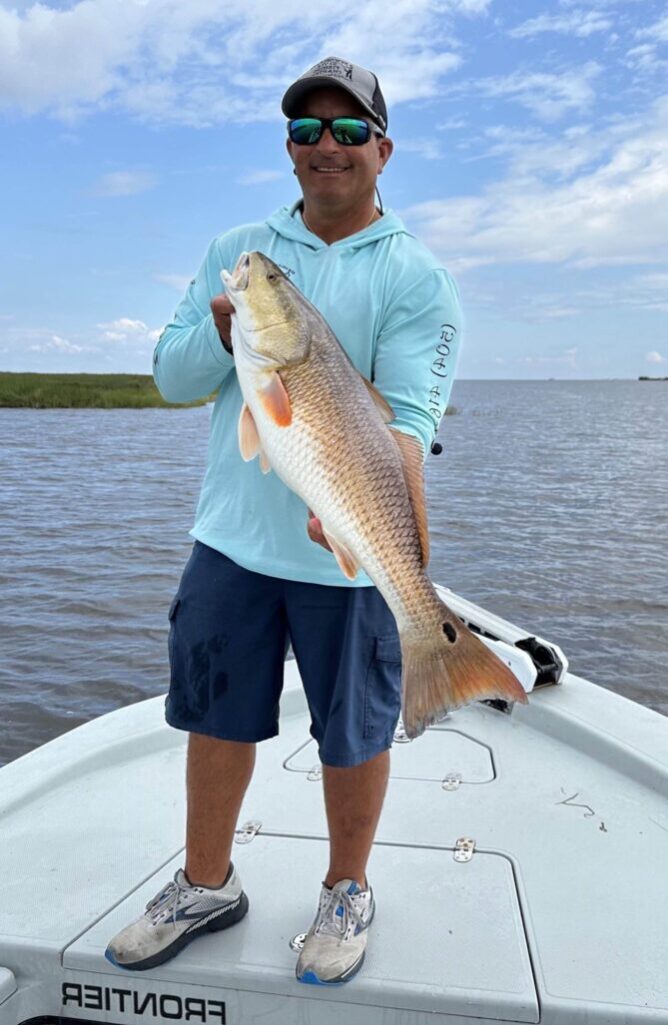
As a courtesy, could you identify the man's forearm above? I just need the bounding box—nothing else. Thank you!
[153,314,234,403]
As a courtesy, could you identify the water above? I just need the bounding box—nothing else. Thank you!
[1,381,666,767]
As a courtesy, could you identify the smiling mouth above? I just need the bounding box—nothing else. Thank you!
[311,166,350,174]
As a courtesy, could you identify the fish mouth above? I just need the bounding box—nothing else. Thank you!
[222,251,250,292]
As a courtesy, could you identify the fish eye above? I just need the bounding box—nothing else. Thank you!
[266,271,279,284]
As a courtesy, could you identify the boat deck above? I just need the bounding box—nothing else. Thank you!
[0,621,666,1024]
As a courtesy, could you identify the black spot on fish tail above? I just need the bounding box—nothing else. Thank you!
[442,622,457,643]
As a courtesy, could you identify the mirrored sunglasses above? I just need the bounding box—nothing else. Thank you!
[287,117,383,146]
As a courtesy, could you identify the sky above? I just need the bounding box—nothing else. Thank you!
[1,0,667,379]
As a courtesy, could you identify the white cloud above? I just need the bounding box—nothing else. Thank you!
[625,13,668,77]
[624,43,663,74]
[520,347,578,369]
[646,351,667,364]
[92,170,158,196]
[471,269,668,322]
[0,0,140,116]
[454,0,491,11]
[402,95,668,273]
[616,273,668,313]
[0,0,475,126]
[436,116,467,131]
[637,14,668,44]
[475,62,601,121]
[28,333,86,353]
[99,317,148,333]
[154,272,193,292]
[564,274,668,316]
[97,317,161,344]
[2,321,160,371]
[234,169,285,185]
[397,137,443,160]
[509,10,613,39]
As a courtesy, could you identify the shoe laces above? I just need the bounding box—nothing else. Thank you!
[313,884,367,940]
[145,873,199,926]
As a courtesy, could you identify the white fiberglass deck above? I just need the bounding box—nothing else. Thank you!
[0,593,666,1025]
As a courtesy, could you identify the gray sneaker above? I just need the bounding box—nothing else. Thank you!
[105,864,248,971]
[296,878,375,985]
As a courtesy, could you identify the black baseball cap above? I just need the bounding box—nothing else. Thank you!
[281,56,388,134]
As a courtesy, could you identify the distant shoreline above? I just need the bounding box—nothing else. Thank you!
[0,372,660,410]
[0,372,216,409]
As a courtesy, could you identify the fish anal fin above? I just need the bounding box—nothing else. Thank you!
[360,375,394,423]
[238,403,261,461]
[258,371,292,427]
[259,449,272,474]
[389,427,430,568]
[321,528,359,581]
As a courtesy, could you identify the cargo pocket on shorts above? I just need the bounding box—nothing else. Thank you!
[166,596,189,722]
[363,635,402,741]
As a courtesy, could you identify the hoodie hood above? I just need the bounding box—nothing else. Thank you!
[265,200,411,252]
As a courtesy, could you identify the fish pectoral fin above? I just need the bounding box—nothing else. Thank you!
[321,528,359,581]
[238,403,261,461]
[389,427,430,568]
[258,371,292,427]
[360,375,395,423]
[238,403,273,472]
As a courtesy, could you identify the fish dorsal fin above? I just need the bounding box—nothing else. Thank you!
[321,527,359,580]
[389,427,430,568]
[360,375,394,424]
[258,371,292,427]
[238,403,261,461]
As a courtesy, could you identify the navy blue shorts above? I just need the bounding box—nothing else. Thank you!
[165,541,402,767]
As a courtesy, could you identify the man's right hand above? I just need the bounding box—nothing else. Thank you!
[307,510,333,553]
[211,294,235,353]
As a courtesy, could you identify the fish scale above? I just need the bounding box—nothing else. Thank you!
[279,337,426,623]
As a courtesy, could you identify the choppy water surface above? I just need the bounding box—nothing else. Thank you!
[1,380,666,766]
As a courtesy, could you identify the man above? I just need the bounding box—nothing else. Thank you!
[105,56,462,985]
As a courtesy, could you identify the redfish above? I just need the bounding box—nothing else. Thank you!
[221,251,527,738]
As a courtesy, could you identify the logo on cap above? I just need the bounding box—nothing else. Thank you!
[309,58,354,81]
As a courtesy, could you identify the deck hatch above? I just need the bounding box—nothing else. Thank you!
[64,834,538,1023]
[284,729,495,784]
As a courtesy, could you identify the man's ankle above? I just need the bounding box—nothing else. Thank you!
[184,861,232,889]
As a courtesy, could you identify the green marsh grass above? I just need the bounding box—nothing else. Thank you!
[0,373,216,409]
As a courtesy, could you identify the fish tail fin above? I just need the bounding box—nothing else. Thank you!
[402,602,528,739]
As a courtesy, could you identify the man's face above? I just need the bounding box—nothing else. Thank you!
[286,86,393,212]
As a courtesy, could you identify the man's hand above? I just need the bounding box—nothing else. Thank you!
[211,293,235,353]
[307,510,333,552]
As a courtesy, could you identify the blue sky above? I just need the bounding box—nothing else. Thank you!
[1,0,667,379]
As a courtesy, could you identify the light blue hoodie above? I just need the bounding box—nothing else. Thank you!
[153,201,463,586]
